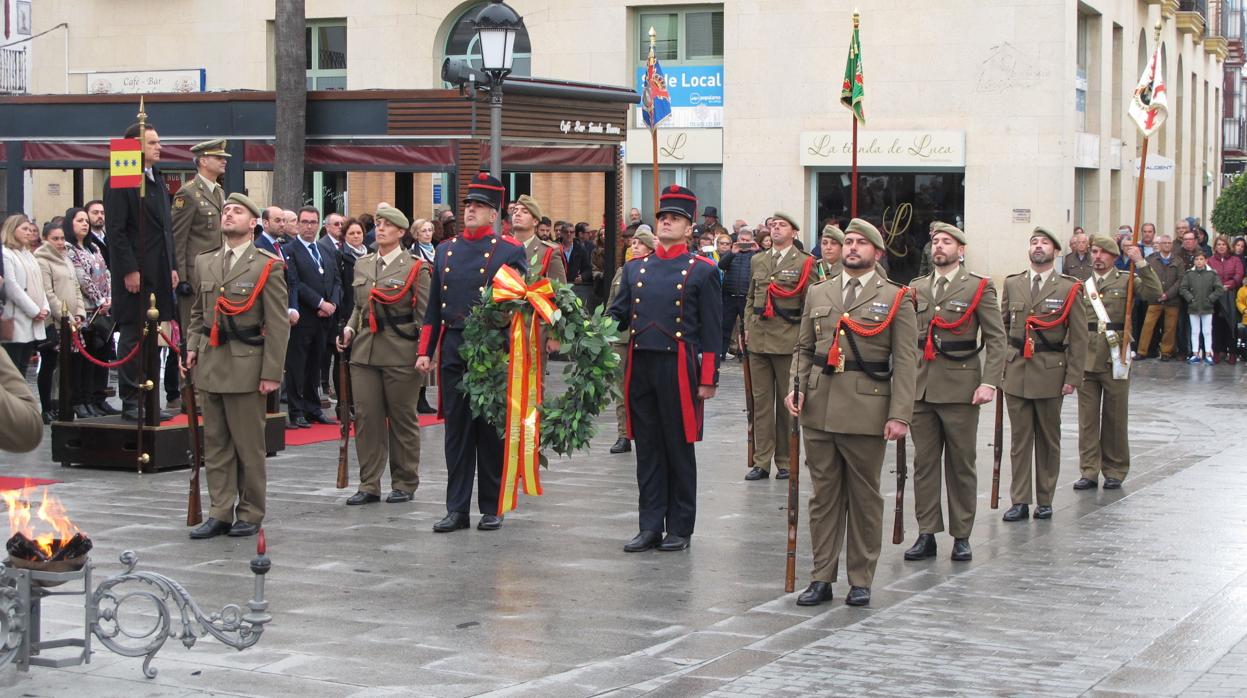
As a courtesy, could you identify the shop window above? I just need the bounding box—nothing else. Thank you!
[443,3,532,81]
[637,7,723,65]
[306,20,347,90]
[815,171,965,284]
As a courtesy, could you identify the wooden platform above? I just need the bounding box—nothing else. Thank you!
[50,414,288,472]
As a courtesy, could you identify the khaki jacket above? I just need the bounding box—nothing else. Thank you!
[523,236,566,284]
[911,269,1007,404]
[1001,271,1088,399]
[346,251,431,366]
[0,348,42,452]
[171,175,225,286]
[746,246,815,355]
[1081,265,1162,373]
[187,243,290,393]
[790,271,918,435]
[34,244,85,322]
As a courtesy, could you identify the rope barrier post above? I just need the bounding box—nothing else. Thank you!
[142,294,161,428]
[57,302,73,424]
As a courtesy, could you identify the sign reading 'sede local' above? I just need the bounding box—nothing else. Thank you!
[634,64,723,129]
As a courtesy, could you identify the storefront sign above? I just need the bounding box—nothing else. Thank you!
[1012,208,1031,223]
[1133,154,1175,182]
[624,128,722,165]
[800,130,965,167]
[559,120,622,136]
[634,64,724,129]
[86,69,206,95]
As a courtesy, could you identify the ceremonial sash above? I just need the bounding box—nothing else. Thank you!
[210,259,277,347]
[1022,281,1082,359]
[763,256,815,319]
[825,286,910,373]
[367,260,423,334]
[1084,276,1131,379]
[922,277,989,361]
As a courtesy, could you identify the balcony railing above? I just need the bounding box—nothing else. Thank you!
[1224,116,1246,152]
[1181,0,1208,16]
[0,46,28,95]
[1225,0,1245,39]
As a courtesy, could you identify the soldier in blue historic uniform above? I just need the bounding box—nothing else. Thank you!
[609,185,722,553]
[416,172,527,533]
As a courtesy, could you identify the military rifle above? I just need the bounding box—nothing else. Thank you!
[785,374,801,593]
[180,321,204,526]
[991,393,1004,509]
[336,344,351,489]
[740,326,755,471]
[892,435,907,545]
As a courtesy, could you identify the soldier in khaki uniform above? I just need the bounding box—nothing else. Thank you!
[816,224,844,281]
[1073,234,1161,492]
[184,193,290,539]
[902,223,1007,563]
[743,212,816,481]
[607,230,656,454]
[171,140,229,332]
[785,218,918,608]
[1000,226,1088,523]
[511,195,565,284]
[337,207,431,505]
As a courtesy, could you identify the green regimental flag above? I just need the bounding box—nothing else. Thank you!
[841,22,864,124]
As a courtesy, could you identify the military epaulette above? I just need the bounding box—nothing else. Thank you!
[811,276,834,286]
[966,270,991,280]
[883,277,906,289]
[257,248,282,261]
[1006,270,1028,278]
[692,254,718,268]
[910,272,933,284]
[499,234,522,247]
[541,239,561,249]
[1059,273,1081,282]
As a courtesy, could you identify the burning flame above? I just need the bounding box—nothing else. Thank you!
[2,483,79,558]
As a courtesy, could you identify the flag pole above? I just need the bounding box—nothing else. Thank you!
[850,11,859,219]
[648,27,660,219]
[1123,20,1163,368]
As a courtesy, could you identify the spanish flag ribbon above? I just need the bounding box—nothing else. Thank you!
[109,138,143,189]
[492,265,560,516]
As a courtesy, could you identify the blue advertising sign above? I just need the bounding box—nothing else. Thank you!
[635,64,724,108]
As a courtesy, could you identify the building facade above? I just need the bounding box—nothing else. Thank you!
[6,0,1228,278]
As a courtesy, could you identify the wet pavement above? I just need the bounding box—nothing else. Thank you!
[1,358,1244,697]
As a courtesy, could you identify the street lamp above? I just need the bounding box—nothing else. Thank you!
[474,0,524,231]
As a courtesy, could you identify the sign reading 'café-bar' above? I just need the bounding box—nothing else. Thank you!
[799,130,966,168]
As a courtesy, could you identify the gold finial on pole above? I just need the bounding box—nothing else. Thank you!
[853,9,860,28]
[147,293,160,321]
[648,26,656,58]
[1154,20,1163,42]
[137,96,148,197]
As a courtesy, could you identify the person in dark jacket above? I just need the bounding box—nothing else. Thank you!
[102,122,177,422]
[717,229,758,359]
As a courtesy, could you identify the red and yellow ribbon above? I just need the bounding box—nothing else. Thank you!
[492,265,559,515]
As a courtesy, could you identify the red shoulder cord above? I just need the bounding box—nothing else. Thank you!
[1022,281,1083,359]
[763,255,816,318]
[367,260,423,334]
[210,259,277,346]
[923,277,989,361]
[539,246,555,277]
[826,285,911,370]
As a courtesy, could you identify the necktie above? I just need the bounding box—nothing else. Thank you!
[935,276,948,302]
[845,277,860,308]
[309,241,322,269]
[1031,274,1042,302]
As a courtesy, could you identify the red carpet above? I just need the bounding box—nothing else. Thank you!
[0,477,60,491]
[164,413,444,447]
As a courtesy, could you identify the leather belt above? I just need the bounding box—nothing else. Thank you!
[1088,322,1125,331]
[201,323,264,346]
[918,339,978,352]
[1009,337,1062,353]
[823,359,891,375]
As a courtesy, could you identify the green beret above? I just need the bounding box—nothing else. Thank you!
[1031,226,1063,252]
[845,218,885,251]
[190,139,231,157]
[375,206,410,231]
[516,194,542,221]
[1090,233,1120,257]
[930,222,967,245]
[224,192,260,218]
[772,212,800,231]
[820,224,845,244]
[633,229,656,251]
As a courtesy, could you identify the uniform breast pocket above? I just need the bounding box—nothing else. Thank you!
[855,375,890,397]
[809,305,833,336]
[353,277,369,304]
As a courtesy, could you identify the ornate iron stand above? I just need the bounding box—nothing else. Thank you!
[0,543,271,679]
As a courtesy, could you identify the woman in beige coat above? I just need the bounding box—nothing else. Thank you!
[1,214,49,382]
[34,215,85,421]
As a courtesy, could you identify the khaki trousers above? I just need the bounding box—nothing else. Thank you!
[1077,371,1131,481]
[1006,393,1063,506]
[910,400,980,539]
[350,363,422,495]
[1138,304,1180,357]
[613,342,628,439]
[804,426,885,588]
[749,352,791,471]
[202,391,268,524]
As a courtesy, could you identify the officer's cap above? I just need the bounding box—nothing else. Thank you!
[464,171,505,210]
[191,139,231,158]
[516,194,542,221]
[375,206,410,231]
[656,184,697,222]
[1090,233,1120,257]
[772,212,801,232]
[930,222,967,246]
[820,224,845,244]
[845,218,886,251]
[1031,226,1063,251]
[224,192,260,218]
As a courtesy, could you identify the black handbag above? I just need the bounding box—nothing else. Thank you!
[85,310,116,352]
[37,323,59,352]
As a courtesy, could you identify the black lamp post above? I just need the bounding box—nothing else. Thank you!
[474,0,524,230]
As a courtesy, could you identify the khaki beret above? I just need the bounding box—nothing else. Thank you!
[633,229,656,251]
[845,218,886,251]
[772,212,800,231]
[1031,226,1063,252]
[375,206,410,231]
[930,222,967,245]
[1090,233,1120,257]
[224,192,260,218]
[516,194,542,221]
[820,224,845,244]
[190,139,231,157]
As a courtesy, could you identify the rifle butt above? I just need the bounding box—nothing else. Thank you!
[336,353,351,489]
[892,437,906,545]
[991,396,1004,509]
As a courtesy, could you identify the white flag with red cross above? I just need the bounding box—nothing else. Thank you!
[1129,42,1167,137]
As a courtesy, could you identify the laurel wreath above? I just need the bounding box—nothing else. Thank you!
[461,282,623,462]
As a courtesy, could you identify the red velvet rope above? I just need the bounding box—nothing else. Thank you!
[70,327,143,368]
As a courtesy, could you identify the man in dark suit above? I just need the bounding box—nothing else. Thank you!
[103,122,177,422]
[560,221,593,310]
[284,206,340,427]
[85,199,110,264]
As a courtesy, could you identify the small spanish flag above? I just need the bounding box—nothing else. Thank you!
[109,138,143,189]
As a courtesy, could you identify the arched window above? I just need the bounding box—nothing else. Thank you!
[443,3,532,79]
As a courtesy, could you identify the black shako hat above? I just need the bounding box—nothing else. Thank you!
[656,184,697,222]
[463,171,505,210]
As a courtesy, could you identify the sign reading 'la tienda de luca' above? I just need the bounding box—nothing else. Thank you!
[800,131,966,168]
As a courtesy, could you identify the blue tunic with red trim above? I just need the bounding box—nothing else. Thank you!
[608,243,723,442]
[419,225,527,356]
